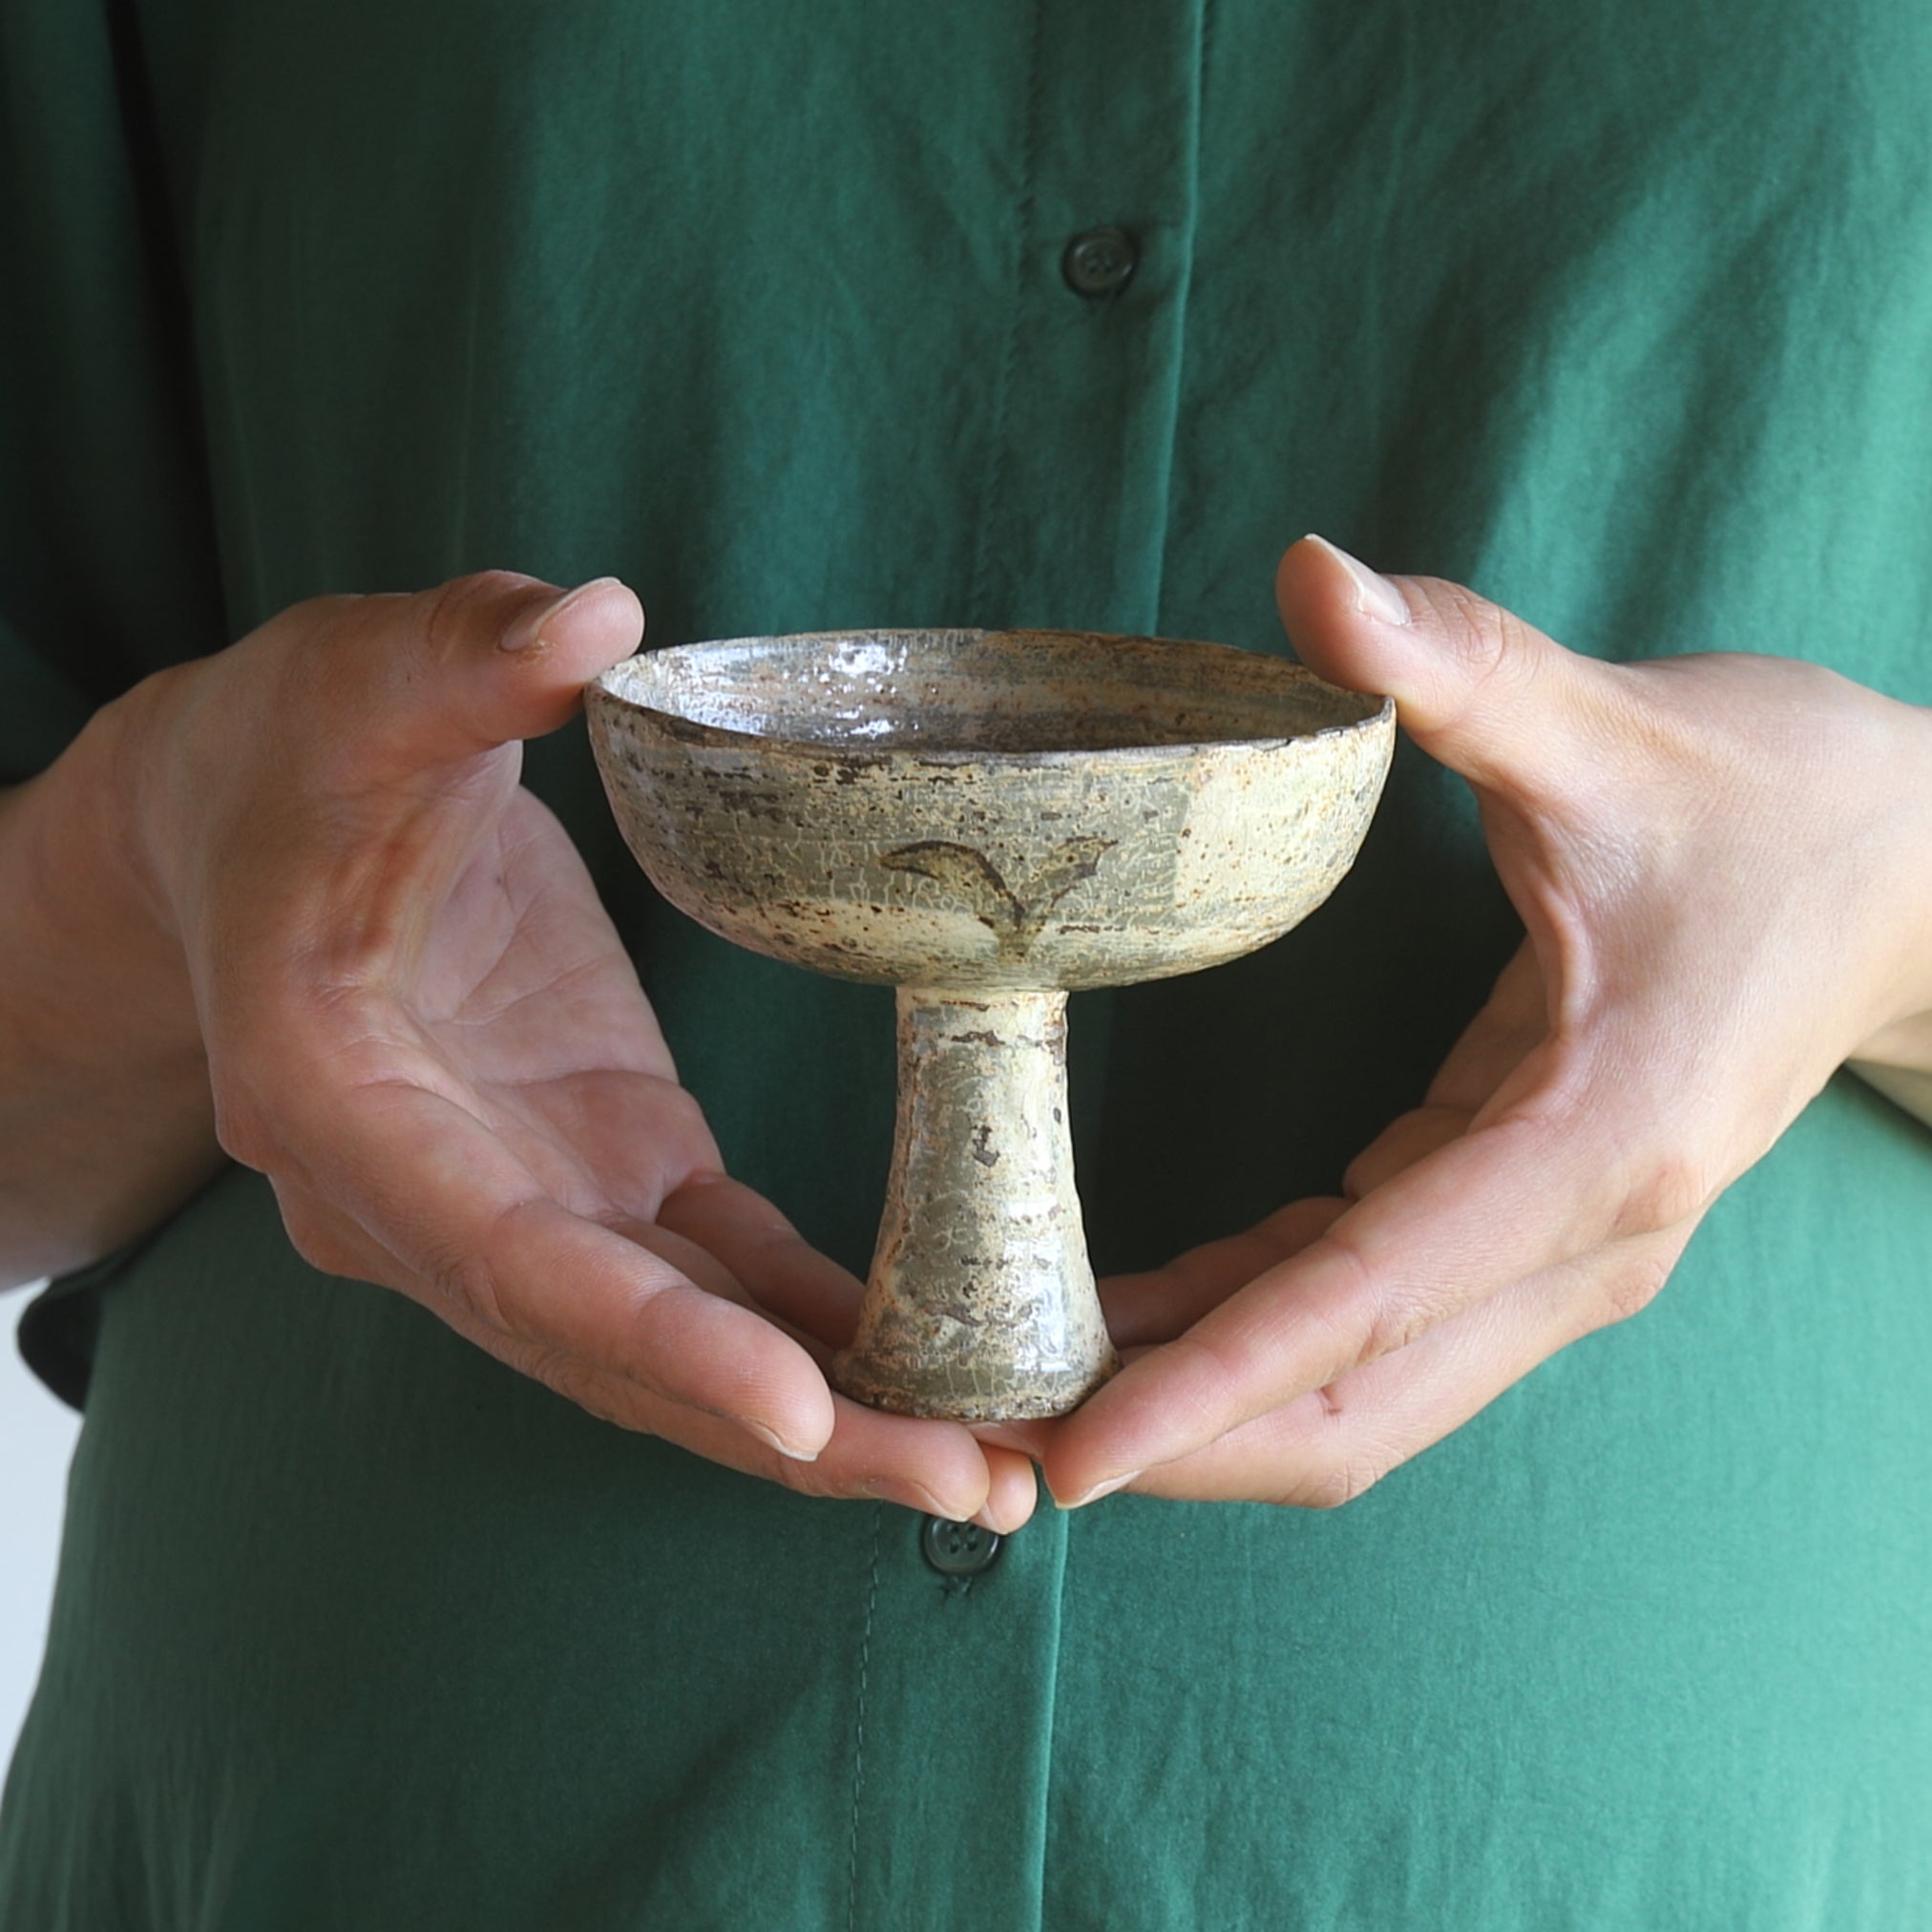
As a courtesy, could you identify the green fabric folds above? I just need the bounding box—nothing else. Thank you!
[4,0,1930,1922]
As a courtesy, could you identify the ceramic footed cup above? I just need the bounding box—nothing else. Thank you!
[587,628,1393,1421]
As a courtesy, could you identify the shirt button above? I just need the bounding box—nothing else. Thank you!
[921,1516,1003,1577]
[1061,227,1139,298]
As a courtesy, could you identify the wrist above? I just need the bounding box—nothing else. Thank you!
[18,670,207,1058]
[0,679,218,1283]
[94,657,203,942]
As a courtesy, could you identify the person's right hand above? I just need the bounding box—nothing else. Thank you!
[118,572,1037,1529]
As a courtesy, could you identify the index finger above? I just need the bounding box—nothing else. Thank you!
[1043,1051,1704,1502]
[1098,1194,1348,1349]
[261,1051,840,1460]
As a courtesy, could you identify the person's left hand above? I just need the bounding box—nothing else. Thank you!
[1033,535,1932,1510]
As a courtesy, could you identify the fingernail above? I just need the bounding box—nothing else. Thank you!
[975,1461,1040,1534]
[1054,1470,1143,1511]
[500,578,619,652]
[972,1489,1029,1537]
[741,1419,820,1463]
[1304,535,1411,627]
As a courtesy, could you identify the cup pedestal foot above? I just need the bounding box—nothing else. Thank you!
[831,985,1120,1422]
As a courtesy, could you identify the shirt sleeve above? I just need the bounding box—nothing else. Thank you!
[3,0,230,1399]
[0,0,227,785]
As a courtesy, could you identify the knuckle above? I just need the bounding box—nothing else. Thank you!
[650,1084,718,1169]
[272,1190,358,1280]
[1333,1235,1433,1364]
[251,592,363,661]
[1422,580,1539,690]
[419,570,544,662]
[283,1227,347,1280]
[425,1241,511,1332]
[769,1456,839,1502]
[208,1073,273,1172]
[1359,1293,1432,1365]
[1595,1244,1679,1328]
[1302,1230,1385,1354]
[1610,1146,1716,1238]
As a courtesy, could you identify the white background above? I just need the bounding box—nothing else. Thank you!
[1,1291,80,1771]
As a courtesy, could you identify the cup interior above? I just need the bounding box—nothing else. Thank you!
[596,628,1382,757]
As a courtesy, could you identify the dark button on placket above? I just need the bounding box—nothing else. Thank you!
[921,1516,1003,1578]
[1061,226,1139,297]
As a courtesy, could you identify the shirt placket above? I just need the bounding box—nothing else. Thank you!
[844,1504,1067,1931]
[848,10,1208,1927]
[969,0,1211,639]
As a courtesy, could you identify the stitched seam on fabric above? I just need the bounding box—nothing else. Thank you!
[1149,0,1214,638]
[1364,0,1419,469]
[968,0,1046,618]
[845,1505,883,1932]
[1026,1512,1074,1932]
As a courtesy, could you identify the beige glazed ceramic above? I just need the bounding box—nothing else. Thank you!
[587,629,1394,1421]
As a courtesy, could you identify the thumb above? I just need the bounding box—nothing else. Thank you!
[1274,535,1627,802]
[312,570,646,773]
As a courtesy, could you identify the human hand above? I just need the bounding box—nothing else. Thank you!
[1037,535,1932,1509]
[121,573,1036,1527]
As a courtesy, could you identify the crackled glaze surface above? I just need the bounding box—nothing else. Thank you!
[587,629,1393,1420]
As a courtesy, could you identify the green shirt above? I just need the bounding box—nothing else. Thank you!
[4,2,1930,1925]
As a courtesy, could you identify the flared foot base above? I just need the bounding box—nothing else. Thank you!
[829,1344,1122,1422]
